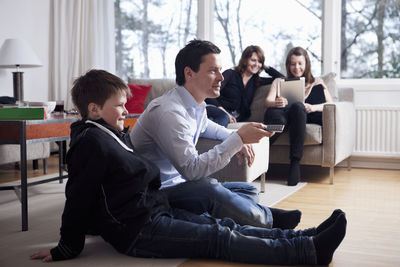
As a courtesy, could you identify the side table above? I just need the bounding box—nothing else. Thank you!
[0,114,79,231]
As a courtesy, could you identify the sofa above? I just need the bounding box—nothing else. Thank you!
[129,72,355,185]
[244,73,355,184]
[0,143,50,173]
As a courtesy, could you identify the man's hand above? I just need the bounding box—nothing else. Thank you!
[236,144,255,167]
[275,96,288,108]
[236,122,274,144]
[30,250,53,262]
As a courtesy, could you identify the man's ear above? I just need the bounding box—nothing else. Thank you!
[87,102,101,118]
[184,66,193,80]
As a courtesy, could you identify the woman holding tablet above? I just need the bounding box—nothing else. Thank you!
[264,47,333,186]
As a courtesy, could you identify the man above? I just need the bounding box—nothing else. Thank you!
[130,40,301,229]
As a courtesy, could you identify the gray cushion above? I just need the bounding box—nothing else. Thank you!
[128,78,176,110]
[321,72,338,101]
[247,85,270,122]
[273,123,322,145]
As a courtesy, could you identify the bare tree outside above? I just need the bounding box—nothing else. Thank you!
[158,16,175,78]
[215,0,238,66]
[214,0,322,74]
[115,0,399,79]
[183,0,193,46]
[341,0,400,78]
[115,0,196,79]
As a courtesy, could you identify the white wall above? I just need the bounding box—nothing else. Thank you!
[0,0,50,102]
[338,79,400,106]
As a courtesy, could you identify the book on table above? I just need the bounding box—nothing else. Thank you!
[0,106,47,120]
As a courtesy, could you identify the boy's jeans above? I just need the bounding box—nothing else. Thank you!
[127,209,317,265]
[161,177,272,228]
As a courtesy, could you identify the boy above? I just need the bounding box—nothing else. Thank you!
[30,69,346,265]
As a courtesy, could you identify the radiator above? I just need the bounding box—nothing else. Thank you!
[354,106,400,157]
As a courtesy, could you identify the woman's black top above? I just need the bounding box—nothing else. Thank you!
[206,67,284,122]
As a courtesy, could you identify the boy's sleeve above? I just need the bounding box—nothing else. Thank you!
[50,137,106,261]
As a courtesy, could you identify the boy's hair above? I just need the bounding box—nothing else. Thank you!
[71,69,131,119]
[235,45,265,75]
[285,46,315,84]
[175,39,221,86]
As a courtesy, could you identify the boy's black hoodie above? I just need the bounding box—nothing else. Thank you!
[50,119,170,260]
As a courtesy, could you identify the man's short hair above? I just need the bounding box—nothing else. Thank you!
[71,69,131,119]
[175,39,221,86]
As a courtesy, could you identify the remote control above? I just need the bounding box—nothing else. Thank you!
[264,124,285,132]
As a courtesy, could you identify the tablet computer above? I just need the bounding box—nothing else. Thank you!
[278,77,305,103]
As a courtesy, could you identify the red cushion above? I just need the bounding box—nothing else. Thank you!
[125,83,152,114]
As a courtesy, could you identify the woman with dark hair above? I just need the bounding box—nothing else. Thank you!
[206,45,284,126]
[264,46,333,186]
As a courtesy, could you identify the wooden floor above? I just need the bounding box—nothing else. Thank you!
[1,157,400,266]
[181,164,400,267]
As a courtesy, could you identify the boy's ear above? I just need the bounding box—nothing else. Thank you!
[87,102,101,118]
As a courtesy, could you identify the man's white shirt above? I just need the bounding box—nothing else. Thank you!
[130,86,243,188]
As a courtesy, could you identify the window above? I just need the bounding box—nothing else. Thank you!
[341,0,400,79]
[214,0,322,76]
[115,0,400,80]
[115,0,197,80]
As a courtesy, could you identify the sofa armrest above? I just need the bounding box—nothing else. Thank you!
[196,137,269,183]
[322,101,356,166]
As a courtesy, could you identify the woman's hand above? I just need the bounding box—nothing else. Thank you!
[30,250,53,262]
[228,114,237,123]
[218,106,237,123]
[304,103,314,113]
[275,96,288,108]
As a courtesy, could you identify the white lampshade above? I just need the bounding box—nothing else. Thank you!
[0,38,42,68]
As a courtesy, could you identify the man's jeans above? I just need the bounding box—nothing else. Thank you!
[127,209,317,265]
[221,180,260,202]
[206,105,230,127]
[161,177,272,228]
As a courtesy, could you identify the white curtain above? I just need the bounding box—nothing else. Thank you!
[50,0,115,110]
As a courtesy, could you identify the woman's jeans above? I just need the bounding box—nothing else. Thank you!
[127,209,317,265]
[161,177,273,228]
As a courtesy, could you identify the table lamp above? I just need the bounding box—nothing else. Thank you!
[0,39,42,101]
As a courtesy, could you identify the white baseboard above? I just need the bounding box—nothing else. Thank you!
[337,156,400,170]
